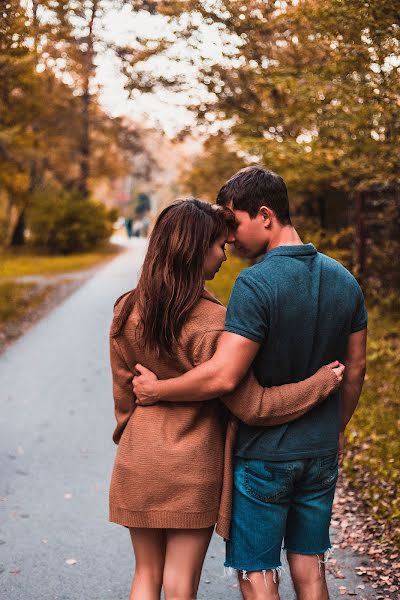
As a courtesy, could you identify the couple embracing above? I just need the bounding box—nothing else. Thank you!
[108,167,367,600]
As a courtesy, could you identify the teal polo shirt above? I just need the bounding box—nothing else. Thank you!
[224,244,368,460]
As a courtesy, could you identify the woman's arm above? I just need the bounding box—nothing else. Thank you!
[110,337,135,445]
[133,328,342,425]
[222,364,340,426]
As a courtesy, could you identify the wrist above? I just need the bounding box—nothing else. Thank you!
[324,365,340,390]
[154,379,163,402]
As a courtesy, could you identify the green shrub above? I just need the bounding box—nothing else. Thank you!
[28,187,115,254]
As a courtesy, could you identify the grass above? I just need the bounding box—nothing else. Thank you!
[0,242,122,347]
[207,249,400,547]
[0,242,121,279]
[344,300,400,544]
[0,281,52,322]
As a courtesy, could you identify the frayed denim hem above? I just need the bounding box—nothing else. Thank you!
[224,564,284,584]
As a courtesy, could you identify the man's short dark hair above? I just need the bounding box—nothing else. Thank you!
[216,166,291,225]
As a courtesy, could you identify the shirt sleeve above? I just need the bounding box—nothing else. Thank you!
[224,274,270,344]
[350,282,368,333]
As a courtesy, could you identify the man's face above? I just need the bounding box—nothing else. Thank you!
[228,205,270,259]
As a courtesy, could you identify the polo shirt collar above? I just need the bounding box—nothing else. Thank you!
[261,243,317,261]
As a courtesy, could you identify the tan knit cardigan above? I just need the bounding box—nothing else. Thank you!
[109,289,338,539]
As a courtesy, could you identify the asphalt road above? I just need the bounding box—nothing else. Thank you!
[0,239,374,600]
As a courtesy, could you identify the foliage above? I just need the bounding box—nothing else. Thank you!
[0,0,38,239]
[28,187,116,254]
[147,0,399,194]
[183,135,245,202]
[0,0,153,248]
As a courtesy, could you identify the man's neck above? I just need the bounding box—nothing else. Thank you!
[267,226,303,252]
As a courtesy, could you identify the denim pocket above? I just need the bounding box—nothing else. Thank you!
[318,453,339,488]
[244,459,292,504]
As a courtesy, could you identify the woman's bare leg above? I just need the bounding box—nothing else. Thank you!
[128,527,166,600]
[163,527,214,600]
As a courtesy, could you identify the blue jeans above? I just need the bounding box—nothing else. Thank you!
[225,454,338,571]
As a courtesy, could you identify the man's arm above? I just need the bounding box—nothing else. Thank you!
[133,331,260,403]
[340,328,367,431]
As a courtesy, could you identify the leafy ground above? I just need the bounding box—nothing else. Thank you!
[0,281,53,323]
[344,302,399,543]
[0,242,122,352]
[0,242,120,279]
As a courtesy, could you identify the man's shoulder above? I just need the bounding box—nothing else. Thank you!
[318,252,362,291]
[236,261,273,284]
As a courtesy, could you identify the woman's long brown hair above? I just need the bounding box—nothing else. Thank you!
[110,199,236,356]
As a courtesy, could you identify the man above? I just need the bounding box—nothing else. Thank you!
[133,167,367,600]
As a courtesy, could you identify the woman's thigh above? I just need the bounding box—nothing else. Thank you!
[163,527,214,598]
[129,527,166,576]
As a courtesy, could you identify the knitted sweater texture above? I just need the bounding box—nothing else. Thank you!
[109,290,338,539]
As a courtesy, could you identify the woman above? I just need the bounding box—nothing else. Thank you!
[109,199,342,600]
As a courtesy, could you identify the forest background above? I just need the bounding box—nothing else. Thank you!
[1,0,399,565]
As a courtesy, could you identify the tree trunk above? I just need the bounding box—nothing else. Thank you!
[78,1,98,199]
[10,209,26,246]
[79,87,90,198]
[11,0,41,244]
[318,196,327,229]
[354,191,365,284]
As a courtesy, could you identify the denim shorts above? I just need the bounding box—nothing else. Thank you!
[225,453,339,572]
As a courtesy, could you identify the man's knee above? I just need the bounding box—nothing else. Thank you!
[238,569,280,600]
[287,552,327,582]
[287,553,329,600]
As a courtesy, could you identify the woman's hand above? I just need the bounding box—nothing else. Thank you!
[132,364,160,406]
[327,360,345,388]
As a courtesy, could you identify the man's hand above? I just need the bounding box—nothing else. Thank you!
[338,431,345,466]
[133,364,159,406]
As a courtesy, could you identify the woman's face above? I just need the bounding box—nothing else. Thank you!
[203,234,228,280]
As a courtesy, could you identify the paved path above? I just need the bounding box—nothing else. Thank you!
[0,239,374,599]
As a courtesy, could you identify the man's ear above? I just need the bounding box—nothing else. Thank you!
[259,206,273,228]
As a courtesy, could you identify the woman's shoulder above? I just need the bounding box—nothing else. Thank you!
[180,293,226,364]
[113,289,135,312]
[110,289,139,338]
[185,291,226,334]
